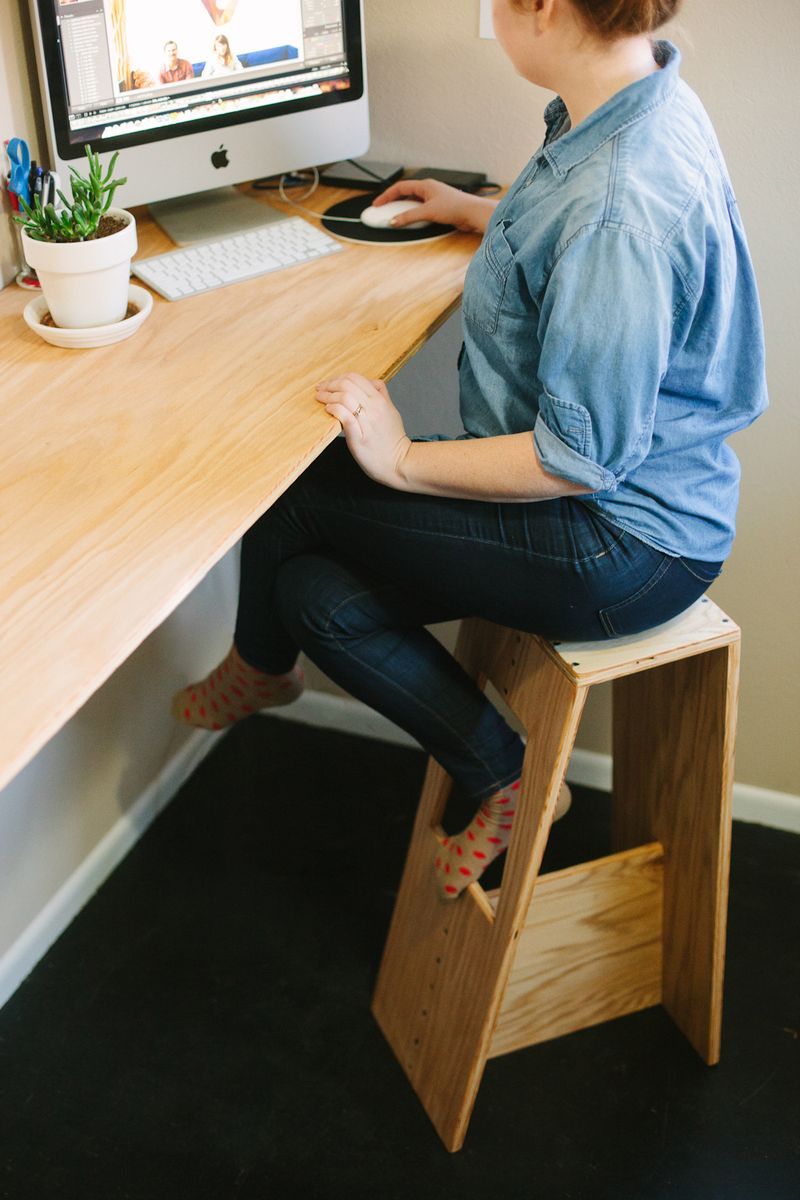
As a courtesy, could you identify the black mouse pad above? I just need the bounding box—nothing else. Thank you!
[320,195,455,244]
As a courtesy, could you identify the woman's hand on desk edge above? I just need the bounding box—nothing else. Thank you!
[317,373,413,490]
[315,374,591,503]
[372,178,498,235]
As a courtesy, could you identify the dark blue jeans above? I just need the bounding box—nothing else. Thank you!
[235,440,721,801]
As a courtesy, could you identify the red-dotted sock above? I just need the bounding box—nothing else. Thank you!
[434,779,572,901]
[170,644,304,731]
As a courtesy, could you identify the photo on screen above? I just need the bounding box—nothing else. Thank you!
[107,0,305,95]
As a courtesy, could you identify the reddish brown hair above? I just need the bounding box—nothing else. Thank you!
[512,0,682,38]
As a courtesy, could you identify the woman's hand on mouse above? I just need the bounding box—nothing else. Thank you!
[372,179,497,234]
[316,373,412,489]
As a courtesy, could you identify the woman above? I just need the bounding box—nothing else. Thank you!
[172,0,767,900]
[201,34,243,77]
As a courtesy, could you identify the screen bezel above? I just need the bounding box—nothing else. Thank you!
[34,0,365,164]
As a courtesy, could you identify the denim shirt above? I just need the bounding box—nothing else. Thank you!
[458,42,767,560]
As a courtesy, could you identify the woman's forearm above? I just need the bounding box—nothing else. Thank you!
[314,376,588,502]
[397,432,590,502]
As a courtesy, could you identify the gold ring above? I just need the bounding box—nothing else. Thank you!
[353,403,364,417]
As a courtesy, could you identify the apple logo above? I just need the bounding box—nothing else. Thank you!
[211,145,229,169]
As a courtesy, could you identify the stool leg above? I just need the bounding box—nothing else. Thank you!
[372,622,585,1151]
[612,640,740,1063]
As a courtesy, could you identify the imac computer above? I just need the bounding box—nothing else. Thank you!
[27,0,368,240]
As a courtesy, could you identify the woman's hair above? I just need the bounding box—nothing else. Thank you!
[213,34,233,63]
[513,0,682,38]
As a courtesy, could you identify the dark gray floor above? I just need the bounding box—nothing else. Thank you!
[0,716,797,1199]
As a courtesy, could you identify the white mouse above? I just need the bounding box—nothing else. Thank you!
[360,199,432,230]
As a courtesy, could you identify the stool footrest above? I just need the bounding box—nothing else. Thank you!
[488,842,663,1057]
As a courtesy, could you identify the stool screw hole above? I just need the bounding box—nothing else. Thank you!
[572,661,580,667]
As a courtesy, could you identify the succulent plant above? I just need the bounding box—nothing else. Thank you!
[15,146,127,242]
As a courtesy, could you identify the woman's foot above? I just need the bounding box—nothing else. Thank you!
[170,644,304,731]
[434,779,572,901]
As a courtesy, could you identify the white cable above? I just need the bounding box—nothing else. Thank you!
[278,166,320,203]
[277,167,365,223]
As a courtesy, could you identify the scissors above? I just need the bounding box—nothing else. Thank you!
[6,137,31,206]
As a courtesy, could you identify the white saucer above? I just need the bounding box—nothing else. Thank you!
[23,284,153,349]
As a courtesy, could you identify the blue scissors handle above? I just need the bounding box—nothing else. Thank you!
[6,137,31,206]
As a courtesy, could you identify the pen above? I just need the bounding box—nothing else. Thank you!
[42,170,61,208]
[30,163,43,203]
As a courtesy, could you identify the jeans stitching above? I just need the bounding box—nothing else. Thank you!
[321,586,515,796]
[677,558,722,584]
[290,503,627,566]
[599,555,674,636]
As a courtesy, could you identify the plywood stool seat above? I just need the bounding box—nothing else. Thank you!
[371,597,740,1152]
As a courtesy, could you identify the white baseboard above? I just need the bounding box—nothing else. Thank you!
[274,690,800,835]
[728,783,800,834]
[0,729,218,1012]
[280,689,421,747]
[564,747,613,793]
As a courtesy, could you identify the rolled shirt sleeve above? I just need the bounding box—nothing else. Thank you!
[532,227,678,493]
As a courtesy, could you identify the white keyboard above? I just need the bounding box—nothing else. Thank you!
[132,217,343,301]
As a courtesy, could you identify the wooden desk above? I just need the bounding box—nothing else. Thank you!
[0,187,476,792]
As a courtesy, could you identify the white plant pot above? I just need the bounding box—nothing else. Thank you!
[21,209,137,329]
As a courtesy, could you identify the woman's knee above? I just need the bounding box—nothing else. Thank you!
[273,554,387,650]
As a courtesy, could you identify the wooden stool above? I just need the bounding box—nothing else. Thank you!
[372,597,740,1152]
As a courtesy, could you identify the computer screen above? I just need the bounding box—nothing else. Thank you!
[28,0,368,211]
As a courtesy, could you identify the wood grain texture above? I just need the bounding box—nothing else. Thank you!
[0,186,477,790]
[370,794,498,1154]
[372,620,585,1152]
[488,843,664,1057]
[543,597,740,686]
[612,639,740,1063]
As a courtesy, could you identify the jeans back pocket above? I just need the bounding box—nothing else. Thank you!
[598,554,724,638]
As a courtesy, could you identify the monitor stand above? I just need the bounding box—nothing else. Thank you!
[148,186,287,246]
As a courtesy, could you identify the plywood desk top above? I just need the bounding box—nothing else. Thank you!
[0,187,477,791]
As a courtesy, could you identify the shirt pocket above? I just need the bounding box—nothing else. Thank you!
[462,219,515,335]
